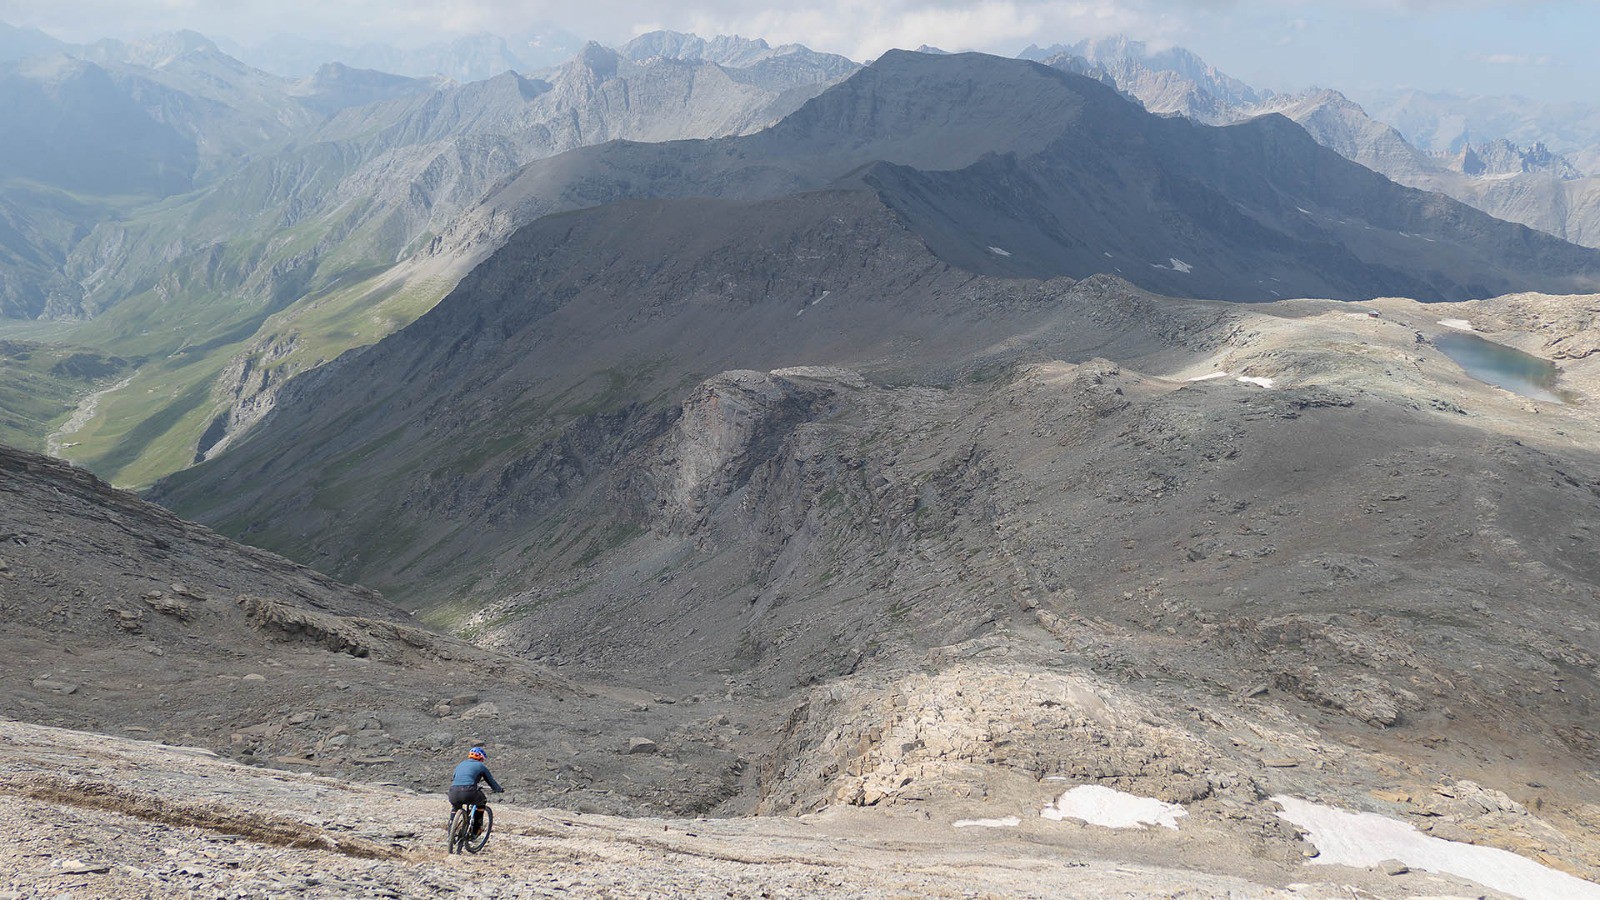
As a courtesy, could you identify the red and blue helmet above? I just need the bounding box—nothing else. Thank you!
[468,746,486,761]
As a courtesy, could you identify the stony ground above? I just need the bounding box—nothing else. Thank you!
[0,720,1516,899]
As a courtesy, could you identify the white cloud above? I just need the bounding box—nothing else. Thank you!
[678,0,1179,60]
[0,0,1181,55]
[1472,51,1554,65]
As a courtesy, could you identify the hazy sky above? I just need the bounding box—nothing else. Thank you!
[2,0,1593,102]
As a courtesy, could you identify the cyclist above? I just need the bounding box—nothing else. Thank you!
[448,745,503,835]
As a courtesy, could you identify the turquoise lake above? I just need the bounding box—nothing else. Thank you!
[1435,332,1574,403]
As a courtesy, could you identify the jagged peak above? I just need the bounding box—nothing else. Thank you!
[1456,137,1580,179]
[574,40,621,74]
[621,30,774,64]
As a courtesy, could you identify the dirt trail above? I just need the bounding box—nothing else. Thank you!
[0,720,1491,899]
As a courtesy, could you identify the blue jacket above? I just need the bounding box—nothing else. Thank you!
[452,759,503,792]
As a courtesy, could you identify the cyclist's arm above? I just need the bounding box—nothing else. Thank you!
[484,768,504,793]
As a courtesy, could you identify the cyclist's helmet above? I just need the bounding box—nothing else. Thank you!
[468,746,486,761]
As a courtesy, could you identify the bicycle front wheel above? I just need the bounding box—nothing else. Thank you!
[463,805,494,853]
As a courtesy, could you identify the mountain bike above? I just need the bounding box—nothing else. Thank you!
[447,800,494,854]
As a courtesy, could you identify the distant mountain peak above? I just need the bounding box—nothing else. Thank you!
[621,30,773,64]
[1456,138,1580,179]
[90,29,225,68]
[1026,34,1270,116]
[619,29,855,72]
[0,19,68,64]
[574,41,622,77]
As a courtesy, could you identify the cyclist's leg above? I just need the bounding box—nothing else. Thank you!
[470,788,488,833]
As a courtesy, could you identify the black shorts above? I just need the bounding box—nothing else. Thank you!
[449,785,487,809]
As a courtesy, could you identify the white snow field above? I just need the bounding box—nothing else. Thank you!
[1041,786,1188,830]
[1438,318,1475,331]
[1273,795,1600,900]
[1236,375,1276,388]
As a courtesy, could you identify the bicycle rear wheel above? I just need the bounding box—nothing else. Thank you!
[447,808,466,854]
[463,805,494,853]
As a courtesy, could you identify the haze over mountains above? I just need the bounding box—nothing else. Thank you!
[0,26,856,484]
[1033,37,1600,250]
[2,20,1598,494]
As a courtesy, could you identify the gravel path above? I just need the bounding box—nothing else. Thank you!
[0,720,1420,900]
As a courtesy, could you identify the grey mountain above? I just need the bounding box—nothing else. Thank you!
[0,54,198,197]
[6,29,1600,884]
[433,51,1600,304]
[1358,87,1600,166]
[0,19,65,63]
[1254,95,1600,250]
[0,32,853,485]
[72,32,324,183]
[150,184,1600,875]
[150,55,1600,606]
[22,275,1600,882]
[1034,39,1600,251]
[0,50,226,319]
[0,37,335,320]
[54,47,1600,484]
[620,30,860,92]
[1023,36,1269,123]
[286,63,446,117]
[1456,138,1580,178]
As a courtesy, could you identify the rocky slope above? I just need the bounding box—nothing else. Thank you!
[7,720,1498,899]
[0,442,749,814]
[152,175,1600,882]
[109,286,1600,895]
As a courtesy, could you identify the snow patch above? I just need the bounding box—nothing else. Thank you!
[987,246,1012,257]
[1186,372,1230,382]
[1236,376,1276,389]
[1438,318,1474,331]
[953,816,1021,829]
[1274,795,1600,900]
[1169,258,1193,274]
[1041,785,1187,830]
